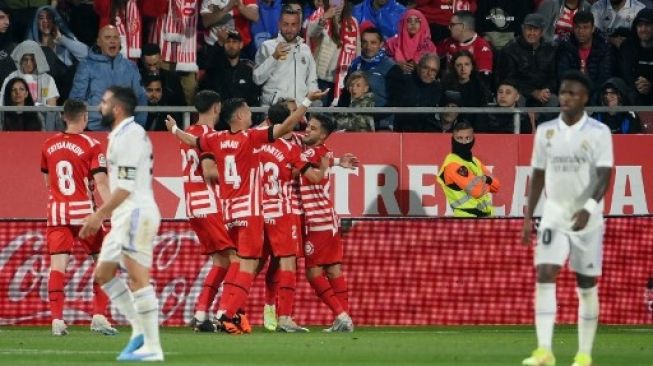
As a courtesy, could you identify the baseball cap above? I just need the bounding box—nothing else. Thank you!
[523,13,546,29]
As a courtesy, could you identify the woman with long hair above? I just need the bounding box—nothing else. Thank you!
[441,50,490,126]
[1,77,42,131]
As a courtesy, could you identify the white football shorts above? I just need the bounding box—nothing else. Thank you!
[99,207,161,268]
[534,224,604,277]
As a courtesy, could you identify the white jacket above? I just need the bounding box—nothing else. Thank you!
[253,35,319,106]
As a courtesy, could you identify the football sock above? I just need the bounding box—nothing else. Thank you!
[277,270,296,317]
[48,270,65,320]
[227,271,254,317]
[217,262,241,317]
[264,266,279,306]
[133,286,161,350]
[102,277,143,339]
[309,275,344,316]
[577,286,599,355]
[92,282,109,316]
[196,265,228,314]
[329,275,349,312]
[535,283,556,350]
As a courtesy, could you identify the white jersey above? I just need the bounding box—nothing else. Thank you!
[107,117,159,217]
[531,113,613,233]
[591,0,646,35]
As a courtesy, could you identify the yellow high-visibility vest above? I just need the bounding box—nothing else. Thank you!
[437,153,494,218]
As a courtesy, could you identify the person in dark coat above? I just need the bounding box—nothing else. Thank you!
[592,77,642,134]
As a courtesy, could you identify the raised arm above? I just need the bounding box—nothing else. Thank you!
[271,89,329,138]
[166,115,198,147]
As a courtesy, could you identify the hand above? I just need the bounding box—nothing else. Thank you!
[216,26,229,45]
[398,61,415,74]
[307,88,330,101]
[80,212,102,239]
[273,42,290,60]
[485,175,493,185]
[521,218,534,246]
[165,115,178,132]
[571,209,590,231]
[338,153,359,169]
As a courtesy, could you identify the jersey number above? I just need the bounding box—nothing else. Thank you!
[55,160,75,196]
[181,149,203,183]
[262,162,280,196]
[224,155,242,188]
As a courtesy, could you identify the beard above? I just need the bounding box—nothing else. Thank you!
[100,109,115,128]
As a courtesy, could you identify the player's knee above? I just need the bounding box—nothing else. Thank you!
[325,265,341,278]
[536,264,560,283]
[93,270,112,286]
[575,274,597,288]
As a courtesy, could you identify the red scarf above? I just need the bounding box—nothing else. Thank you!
[149,0,198,72]
[114,0,142,60]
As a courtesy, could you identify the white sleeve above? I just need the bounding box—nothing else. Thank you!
[530,127,547,170]
[113,132,142,192]
[595,127,614,167]
[46,75,59,99]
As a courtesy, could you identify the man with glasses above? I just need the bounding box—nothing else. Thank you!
[439,10,493,79]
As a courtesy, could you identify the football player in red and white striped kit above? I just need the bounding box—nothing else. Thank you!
[40,99,116,336]
[176,91,237,332]
[300,113,358,332]
[166,89,328,334]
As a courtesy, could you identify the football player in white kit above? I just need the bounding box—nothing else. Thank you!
[521,71,614,366]
[81,86,163,362]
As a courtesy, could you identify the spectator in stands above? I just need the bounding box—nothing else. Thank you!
[476,0,532,50]
[55,0,99,47]
[201,0,259,48]
[437,90,462,132]
[481,79,532,133]
[250,0,283,51]
[591,0,646,48]
[536,0,592,44]
[6,0,51,43]
[557,10,615,100]
[441,50,490,125]
[335,71,375,131]
[143,75,182,131]
[93,0,143,60]
[253,5,318,106]
[139,44,185,107]
[305,0,360,106]
[497,13,558,122]
[415,0,478,43]
[352,0,406,39]
[593,77,642,133]
[618,8,653,105]
[439,10,493,82]
[200,29,260,107]
[70,25,146,131]
[385,9,437,75]
[0,3,16,85]
[391,53,443,132]
[1,40,58,106]
[1,77,42,131]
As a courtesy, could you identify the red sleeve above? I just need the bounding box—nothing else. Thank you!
[243,0,257,5]
[249,126,275,148]
[288,145,310,171]
[40,146,48,174]
[198,132,217,153]
[90,143,108,176]
[475,39,493,74]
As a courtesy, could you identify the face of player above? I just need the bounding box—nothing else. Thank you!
[636,21,653,42]
[302,118,326,146]
[38,10,54,35]
[558,80,589,115]
[453,128,474,144]
[20,54,36,74]
[454,55,473,83]
[574,21,594,45]
[496,84,519,107]
[98,26,121,58]
[99,91,117,128]
[279,13,301,43]
[10,80,28,106]
[406,15,421,36]
[348,78,369,100]
[0,11,9,33]
[142,54,161,75]
[224,37,243,59]
[522,24,543,45]
[361,32,382,59]
[145,81,163,104]
[602,88,620,107]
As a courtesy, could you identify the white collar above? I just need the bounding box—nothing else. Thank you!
[557,112,588,131]
[109,116,135,138]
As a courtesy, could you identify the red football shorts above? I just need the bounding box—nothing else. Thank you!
[303,229,343,268]
[189,214,235,255]
[263,215,301,257]
[227,216,264,259]
[46,225,105,255]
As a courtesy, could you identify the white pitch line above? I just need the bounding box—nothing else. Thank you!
[0,349,179,356]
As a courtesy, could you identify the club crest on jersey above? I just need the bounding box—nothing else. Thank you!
[304,241,314,256]
[98,155,107,167]
[118,166,136,180]
[303,148,315,158]
[581,140,590,152]
[545,129,555,139]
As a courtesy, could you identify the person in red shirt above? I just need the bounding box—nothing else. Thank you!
[40,99,116,336]
[166,89,327,334]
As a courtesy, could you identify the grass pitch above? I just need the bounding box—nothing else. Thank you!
[0,326,651,365]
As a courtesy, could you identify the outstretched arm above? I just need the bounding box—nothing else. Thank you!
[165,115,198,147]
[271,89,330,139]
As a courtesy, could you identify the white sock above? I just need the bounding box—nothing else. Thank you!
[194,311,207,322]
[535,283,557,350]
[133,285,161,350]
[577,286,599,355]
[101,277,143,339]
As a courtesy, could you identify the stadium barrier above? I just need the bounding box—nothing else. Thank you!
[1,217,652,326]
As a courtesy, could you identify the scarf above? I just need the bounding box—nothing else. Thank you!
[350,48,387,72]
[451,137,474,162]
[149,0,198,72]
[385,9,437,62]
[115,0,142,59]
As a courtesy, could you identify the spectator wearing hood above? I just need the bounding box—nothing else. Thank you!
[385,9,437,74]
[352,0,406,39]
[619,8,653,105]
[0,40,58,106]
[593,77,642,133]
[0,3,16,84]
[69,25,146,131]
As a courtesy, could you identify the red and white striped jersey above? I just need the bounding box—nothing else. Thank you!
[180,124,220,218]
[257,137,310,219]
[299,144,338,233]
[40,133,107,226]
[289,133,305,215]
[198,126,273,221]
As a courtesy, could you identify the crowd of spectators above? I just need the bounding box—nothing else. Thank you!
[0,0,651,133]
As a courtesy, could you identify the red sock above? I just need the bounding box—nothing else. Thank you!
[308,275,344,316]
[329,275,349,313]
[92,282,109,316]
[48,270,65,320]
[217,262,240,315]
[277,270,296,317]
[264,266,279,306]
[196,265,229,312]
[225,271,254,317]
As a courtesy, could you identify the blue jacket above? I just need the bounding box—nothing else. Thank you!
[70,48,147,131]
[250,0,282,51]
[352,0,406,39]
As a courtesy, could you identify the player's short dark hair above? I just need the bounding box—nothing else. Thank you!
[142,43,161,57]
[560,70,592,94]
[194,90,221,113]
[63,99,87,122]
[361,27,384,42]
[267,102,290,125]
[453,120,474,132]
[222,98,247,124]
[573,10,594,26]
[107,85,137,116]
[311,113,337,135]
